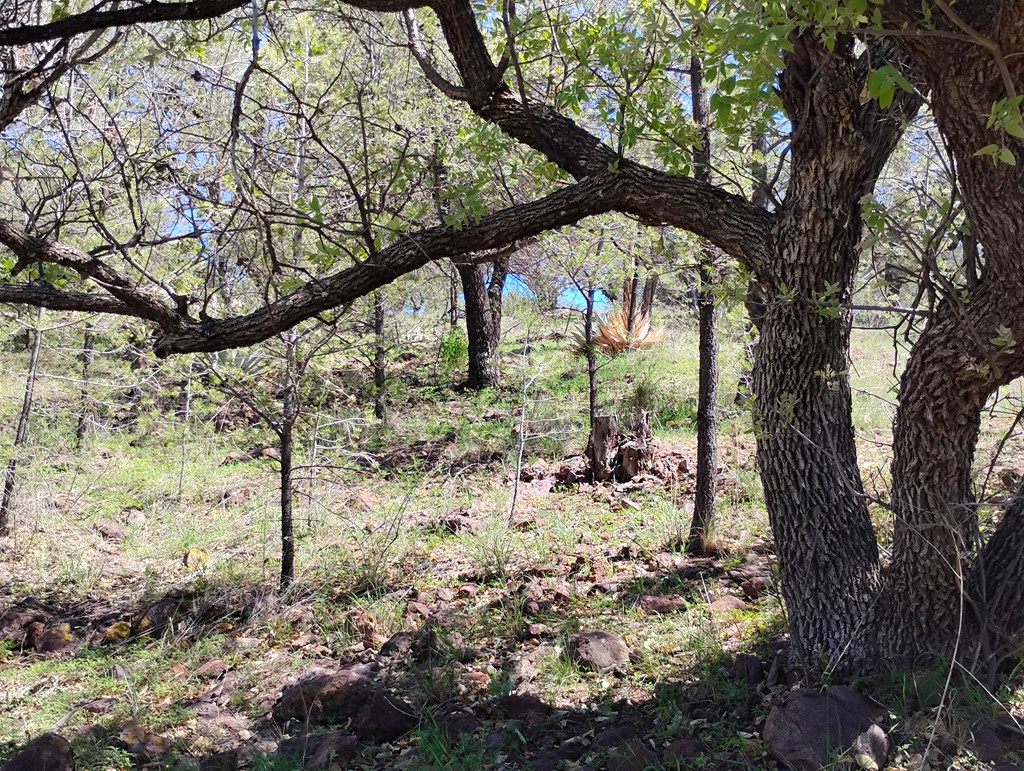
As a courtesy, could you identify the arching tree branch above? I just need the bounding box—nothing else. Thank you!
[0,0,249,46]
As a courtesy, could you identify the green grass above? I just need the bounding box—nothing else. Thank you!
[0,308,1021,769]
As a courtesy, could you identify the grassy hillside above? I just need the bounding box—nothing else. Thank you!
[0,307,1021,770]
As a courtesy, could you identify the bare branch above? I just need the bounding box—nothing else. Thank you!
[0,217,185,327]
[0,282,134,316]
[153,175,625,355]
[0,0,249,46]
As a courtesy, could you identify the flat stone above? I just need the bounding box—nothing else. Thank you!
[638,594,687,614]
[93,520,126,542]
[567,631,629,670]
[379,631,415,657]
[764,685,886,771]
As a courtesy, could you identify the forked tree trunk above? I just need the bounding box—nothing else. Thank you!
[1,319,43,536]
[881,36,1024,671]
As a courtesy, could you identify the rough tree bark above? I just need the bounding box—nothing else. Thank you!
[751,34,919,669]
[879,10,1024,666]
[456,255,506,389]
[686,49,720,556]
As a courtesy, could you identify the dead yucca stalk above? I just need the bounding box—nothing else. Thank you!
[573,307,666,356]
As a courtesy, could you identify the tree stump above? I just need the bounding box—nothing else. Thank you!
[616,411,655,482]
[589,415,619,482]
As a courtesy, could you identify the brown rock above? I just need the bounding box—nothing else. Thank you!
[194,659,228,679]
[434,587,455,602]
[456,583,479,599]
[853,724,889,770]
[663,737,703,762]
[115,719,171,761]
[82,697,115,714]
[405,600,431,619]
[220,489,251,507]
[520,622,552,640]
[567,631,629,670]
[276,730,359,769]
[763,685,886,771]
[355,688,416,742]
[440,710,481,743]
[272,663,376,725]
[123,508,147,526]
[503,693,551,721]
[379,631,415,658]
[551,585,572,604]
[607,739,660,771]
[436,513,481,534]
[638,594,687,614]
[132,593,192,637]
[709,595,748,614]
[94,521,126,542]
[740,576,769,599]
[1,733,75,771]
[34,623,74,653]
[0,610,45,647]
[731,653,766,687]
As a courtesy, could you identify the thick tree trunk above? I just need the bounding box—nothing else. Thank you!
[969,485,1024,683]
[881,32,1024,670]
[883,280,1024,667]
[752,34,918,670]
[1,319,43,536]
[885,298,991,661]
[487,255,508,347]
[457,262,500,389]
